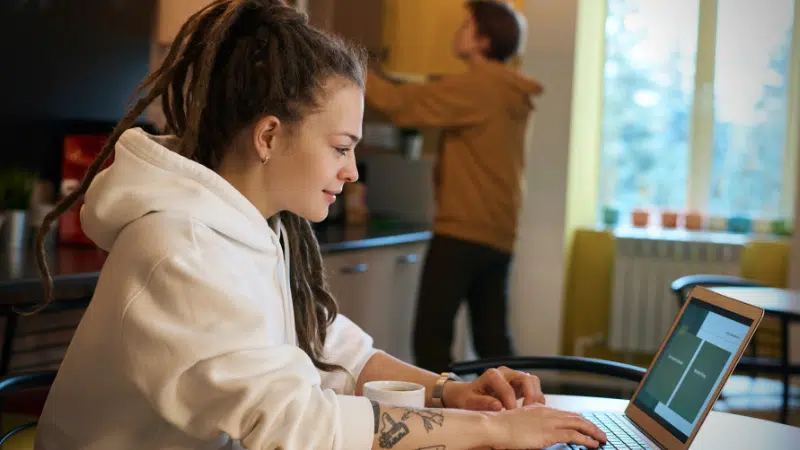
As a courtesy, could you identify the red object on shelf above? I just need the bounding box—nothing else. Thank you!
[59,135,113,245]
[684,211,704,230]
[631,208,650,228]
[661,210,679,229]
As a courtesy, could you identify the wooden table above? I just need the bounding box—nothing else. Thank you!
[545,394,799,449]
[710,286,800,424]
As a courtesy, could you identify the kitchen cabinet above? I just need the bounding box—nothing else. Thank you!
[382,0,526,76]
[387,242,426,362]
[329,0,384,57]
[154,0,213,45]
[154,0,303,45]
[323,241,428,363]
[323,246,395,356]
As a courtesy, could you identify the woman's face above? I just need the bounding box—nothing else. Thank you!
[259,78,364,222]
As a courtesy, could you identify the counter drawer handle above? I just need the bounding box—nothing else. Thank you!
[397,254,419,264]
[340,263,369,274]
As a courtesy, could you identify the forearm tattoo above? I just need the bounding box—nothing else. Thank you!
[372,401,381,434]
[372,404,446,449]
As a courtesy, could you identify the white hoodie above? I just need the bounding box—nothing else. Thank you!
[35,128,378,450]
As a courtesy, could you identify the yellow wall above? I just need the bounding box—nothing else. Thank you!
[564,0,606,239]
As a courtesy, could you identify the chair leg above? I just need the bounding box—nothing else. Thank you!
[749,336,759,380]
[780,318,790,424]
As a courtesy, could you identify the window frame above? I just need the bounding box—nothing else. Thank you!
[597,0,800,220]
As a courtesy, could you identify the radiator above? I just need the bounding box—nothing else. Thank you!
[608,234,743,354]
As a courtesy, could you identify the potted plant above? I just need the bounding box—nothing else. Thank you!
[0,168,37,248]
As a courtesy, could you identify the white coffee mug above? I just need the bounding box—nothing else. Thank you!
[363,380,425,408]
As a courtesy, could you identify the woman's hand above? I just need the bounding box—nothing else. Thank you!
[488,404,607,449]
[445,366,546,412]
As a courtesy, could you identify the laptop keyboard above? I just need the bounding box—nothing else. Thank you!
[567,412,653,450]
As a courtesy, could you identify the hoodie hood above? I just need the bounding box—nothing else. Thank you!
[81,127,276,253]
[474,58,544,117]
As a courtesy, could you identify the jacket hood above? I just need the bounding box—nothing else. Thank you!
[475,58,544,117]
[81,127,276,252]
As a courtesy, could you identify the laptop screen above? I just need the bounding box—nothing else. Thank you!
[631,297,754,442]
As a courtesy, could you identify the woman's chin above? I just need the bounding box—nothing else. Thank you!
[284,203,330,223]
[304,208,329,224]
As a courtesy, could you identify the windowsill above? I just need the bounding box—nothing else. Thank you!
[596,225,792,246]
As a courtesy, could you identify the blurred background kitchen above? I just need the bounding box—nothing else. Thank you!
[0,0,799,441]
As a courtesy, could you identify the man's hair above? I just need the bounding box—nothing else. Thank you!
[466,0,525,62]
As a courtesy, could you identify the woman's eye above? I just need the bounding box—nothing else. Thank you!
[335,147,350,155]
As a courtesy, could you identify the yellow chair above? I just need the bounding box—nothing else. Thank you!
[740,240,791,359]
[741,240,790,288]
[1,414,38,449]
[561,229,615,357]
[560,229,656,368]
[0,371,55,449]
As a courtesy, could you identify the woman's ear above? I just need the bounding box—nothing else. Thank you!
[253,116,281,164]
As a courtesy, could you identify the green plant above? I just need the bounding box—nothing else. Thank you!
[0,169,37,211]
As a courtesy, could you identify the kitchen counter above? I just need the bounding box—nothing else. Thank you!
[0,221,431,305]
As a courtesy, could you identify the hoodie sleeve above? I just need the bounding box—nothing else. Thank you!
[318,314,379,395]
[119,251,374,450]
[365,70,488,128]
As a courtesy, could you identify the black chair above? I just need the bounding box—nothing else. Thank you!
[450,356,646,400]
[670,275,784,370]
[670,275,799,422]
[1,297,90,376]
[670,274,764,304]
[0,370,56,445]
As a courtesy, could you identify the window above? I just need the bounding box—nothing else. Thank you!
[598,0,798,223]
[709,0,795,218]
[599,0,700,212]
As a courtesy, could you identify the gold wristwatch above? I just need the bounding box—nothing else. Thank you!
[431,372,460,408]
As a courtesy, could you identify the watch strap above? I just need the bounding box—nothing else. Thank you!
[431,372,457,408]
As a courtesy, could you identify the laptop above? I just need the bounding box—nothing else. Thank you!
[549,286,764,450]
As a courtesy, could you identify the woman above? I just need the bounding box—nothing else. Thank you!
[31,1,604,449]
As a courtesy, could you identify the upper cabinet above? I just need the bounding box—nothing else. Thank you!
[381,0,526,77]
[381,0,467,77]
[307,0,384,57]
[154,0,213,45]
[154,1,305,45]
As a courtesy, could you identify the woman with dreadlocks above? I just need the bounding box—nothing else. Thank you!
[32,1,605,449]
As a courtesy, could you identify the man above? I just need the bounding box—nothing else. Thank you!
[365,0,544,373]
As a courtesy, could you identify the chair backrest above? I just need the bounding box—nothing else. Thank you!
[0,371,56,445]
[450,355,645,382]
[741,240,790,288]
[669,274,764,308]
[450,356,646,400]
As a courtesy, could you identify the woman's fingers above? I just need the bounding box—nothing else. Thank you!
[483,368,518,410]
[506,371,545,406]
[557,415,607,443]
[558,430,602,448]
